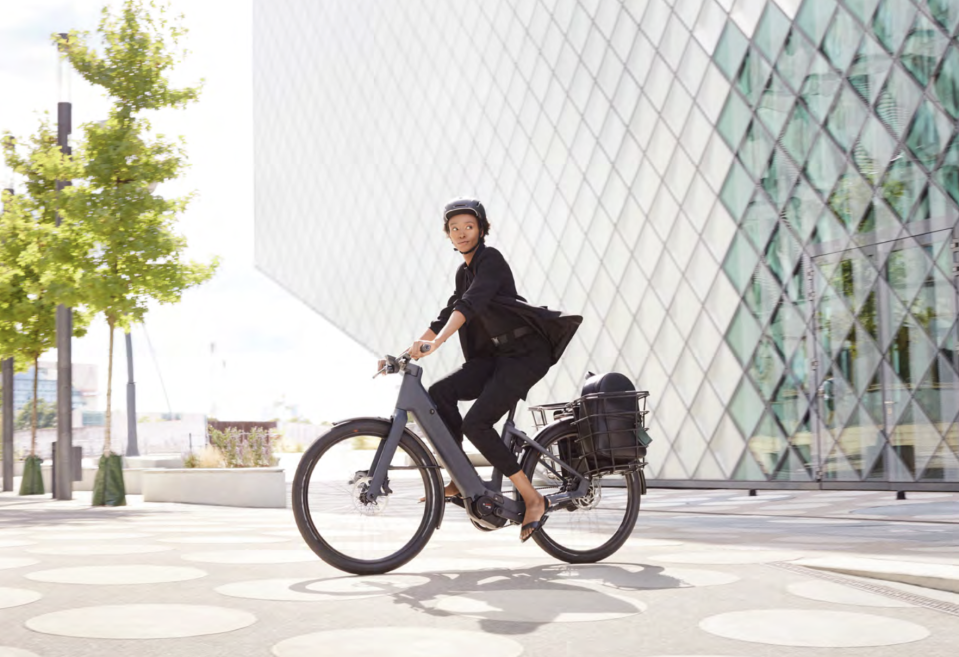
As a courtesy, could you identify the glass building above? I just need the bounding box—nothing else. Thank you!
[253,0,959,490]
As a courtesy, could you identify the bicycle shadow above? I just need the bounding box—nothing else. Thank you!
[297,561,688,635]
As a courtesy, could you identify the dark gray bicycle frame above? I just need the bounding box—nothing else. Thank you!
[365,358,588,527]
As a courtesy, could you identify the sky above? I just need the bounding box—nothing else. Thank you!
[0,0,400,423]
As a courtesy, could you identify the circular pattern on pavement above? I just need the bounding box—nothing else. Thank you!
[0,587,42,609]
[433,588,646,622]
[396,558,523,573]
[26,604,256,639]
[26,543,172,556]
[700,610,929,647]
[0,558,39,570]
[159,535,288,544]
[31,532,150,541]
[271,628,523,657]
[26,565,207,585]
[217,574,430,602]
[0,648,42,657]
[652,550,802,565]
[181,550,319,564]
[541,564,739,589]
[787,580,913,608]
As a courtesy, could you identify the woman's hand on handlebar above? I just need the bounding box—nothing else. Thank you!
[411,340,437,360]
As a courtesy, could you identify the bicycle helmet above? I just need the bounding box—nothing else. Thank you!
[443,197,491,236]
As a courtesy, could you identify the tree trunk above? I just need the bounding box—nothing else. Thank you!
[105,319,114,455]
[30,356,38,456]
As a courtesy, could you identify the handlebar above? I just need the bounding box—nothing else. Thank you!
[372,344,432,379]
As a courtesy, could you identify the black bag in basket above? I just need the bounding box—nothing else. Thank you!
[574,372,651,473]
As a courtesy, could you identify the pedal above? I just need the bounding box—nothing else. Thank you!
[447,495,466,509]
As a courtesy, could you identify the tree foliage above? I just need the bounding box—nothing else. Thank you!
[16,398,56,431]
[54,0,217,457]
[1,122,89,456]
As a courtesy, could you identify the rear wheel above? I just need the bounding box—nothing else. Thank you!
[520,422,641,563]
[292,419,443,575]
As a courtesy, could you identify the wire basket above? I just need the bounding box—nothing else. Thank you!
[571,390,650,475]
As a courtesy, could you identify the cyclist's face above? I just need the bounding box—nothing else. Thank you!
[447,213,482,253]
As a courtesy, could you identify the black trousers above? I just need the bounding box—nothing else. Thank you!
[428,334,552,477]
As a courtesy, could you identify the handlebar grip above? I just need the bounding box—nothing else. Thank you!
[420,344,431,353]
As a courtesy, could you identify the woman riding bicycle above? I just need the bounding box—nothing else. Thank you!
[408,197,581,542]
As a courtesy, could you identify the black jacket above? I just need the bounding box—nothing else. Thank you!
[430,242,582,364]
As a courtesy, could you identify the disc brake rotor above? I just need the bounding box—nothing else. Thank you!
[351,476,388,515]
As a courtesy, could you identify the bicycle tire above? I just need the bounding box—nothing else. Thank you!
[519,420,641,563]
[292,419,443,575]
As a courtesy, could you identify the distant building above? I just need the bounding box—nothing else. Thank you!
[12,362,97,415]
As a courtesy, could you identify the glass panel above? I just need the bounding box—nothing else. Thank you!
[829,166,872,233]
[875,66,923,139]
[717,91,750,149]
[762,147,801,210]
[882,152,925,220]
[826,84,869,152]
[936,133,959,205]
[822,6,862,73]
[738,47,772,107]
[845,0,880,24]
[750,338,787,400]
[744,264,782,331]
[900,11,948,87]
[730,377,765,436]
[852,116,896,185]
[809,206,849,248]
[872,0,917,55]
[748,415,790,477]
[783,178,823,242]
[905,99,954,171]
[754,1,790,62]
[741,190,779,252]
[765,223,803,284]
[837,406,885,478]
[804,133,845,197]
[910,240,959,346]
[740,120,775,181]
[833,248,879,314]
[886,239,934,308]
[720,159,755,219]
[847,36,892,106]
[780,102,818,164]
[757,73,792,138]
[772,371,809,438]
[801,54,843,123]
[723,232,760,294]
[727,304,763,365]
[911,184,959,225]
[834,322,883,397]
[776,29,815,92]
[769,301,806,359]
[797,0,837,45]
[714,20,749,80]
[854,200,901,245]
[888,402,937,480]
[925,0,959,34]
[919,443,959,482]
[933,46,959,121]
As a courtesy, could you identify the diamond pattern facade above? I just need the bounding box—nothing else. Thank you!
[254,0,959,487]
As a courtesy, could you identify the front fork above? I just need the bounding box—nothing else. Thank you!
[365,409,408,501]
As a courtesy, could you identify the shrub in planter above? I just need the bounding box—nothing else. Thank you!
[19,454,44,495]
[207,427,277,467]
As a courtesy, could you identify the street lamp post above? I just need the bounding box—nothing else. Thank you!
[2,182,14,492]
[54,32,73,501]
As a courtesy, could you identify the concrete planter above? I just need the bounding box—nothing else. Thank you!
[141,468,286,508]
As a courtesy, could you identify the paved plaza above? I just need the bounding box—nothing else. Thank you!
[1,487,958,657]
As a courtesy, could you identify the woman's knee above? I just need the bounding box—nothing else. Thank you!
[428,380,454,404]
[461,408,493,440]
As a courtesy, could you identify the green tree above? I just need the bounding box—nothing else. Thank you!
[1,123,88,494]
[15,398,57,431]
[55,0,217,505]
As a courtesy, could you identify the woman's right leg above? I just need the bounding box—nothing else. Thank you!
[427,358,495,495]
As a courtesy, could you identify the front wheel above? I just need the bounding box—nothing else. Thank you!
[520,422,641,563]
[292,419,443,575]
